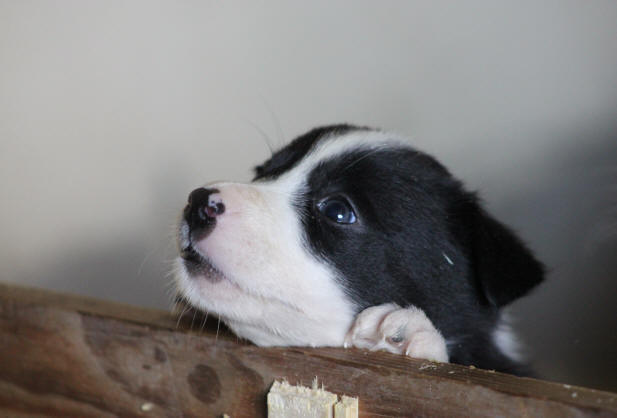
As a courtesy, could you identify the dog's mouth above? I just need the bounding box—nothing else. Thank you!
[180,244,203,264]
[180,244,224,282]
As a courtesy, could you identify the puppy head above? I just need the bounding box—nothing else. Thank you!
[173,125,544,346]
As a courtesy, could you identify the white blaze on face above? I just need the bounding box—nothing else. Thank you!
[173,130,409,347]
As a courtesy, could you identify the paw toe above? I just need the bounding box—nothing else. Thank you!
[346,303,449,363]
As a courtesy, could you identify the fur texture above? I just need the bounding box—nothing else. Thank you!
[174,124,544,375]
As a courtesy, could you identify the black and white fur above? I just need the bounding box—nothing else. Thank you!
[173,125,544,375]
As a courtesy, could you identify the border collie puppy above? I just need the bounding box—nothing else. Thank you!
[173,124,544,375]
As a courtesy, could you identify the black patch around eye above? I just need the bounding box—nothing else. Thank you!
[297,146,472,311]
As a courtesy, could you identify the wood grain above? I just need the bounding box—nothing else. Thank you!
[0,282,616,417]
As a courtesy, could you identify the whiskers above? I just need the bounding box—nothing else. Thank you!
[137,245,160,277]
[340,144,390,174]
[171,294,220,343]
[244,118,276,156]
[216,317,221,343]
[239,96,288,159]
[259,93,286,150]
[199,310,210,333]
[174,300,191,329]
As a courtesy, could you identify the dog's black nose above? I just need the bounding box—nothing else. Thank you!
[184,187,225,240]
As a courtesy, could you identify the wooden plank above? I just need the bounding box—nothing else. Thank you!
[0,282,616,417]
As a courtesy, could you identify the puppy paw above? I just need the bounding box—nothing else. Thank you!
[344,303,449,363]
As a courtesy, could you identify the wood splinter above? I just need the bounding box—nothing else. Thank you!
[267,379,358,418]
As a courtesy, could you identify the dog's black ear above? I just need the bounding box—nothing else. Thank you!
[454,197,544,307]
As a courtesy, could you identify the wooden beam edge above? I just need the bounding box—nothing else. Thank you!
[1,281,616,415]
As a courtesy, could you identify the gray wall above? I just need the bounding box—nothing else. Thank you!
[1,1,616,390]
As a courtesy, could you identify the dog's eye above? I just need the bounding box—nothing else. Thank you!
[318,198,357,224]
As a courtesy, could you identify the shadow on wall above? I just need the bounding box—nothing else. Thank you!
[11,158,189,312]
[13,129,617,392]
[498,127,617,391]
[16,236,176,310]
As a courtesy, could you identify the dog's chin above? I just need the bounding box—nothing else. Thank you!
[179,246,225,283]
